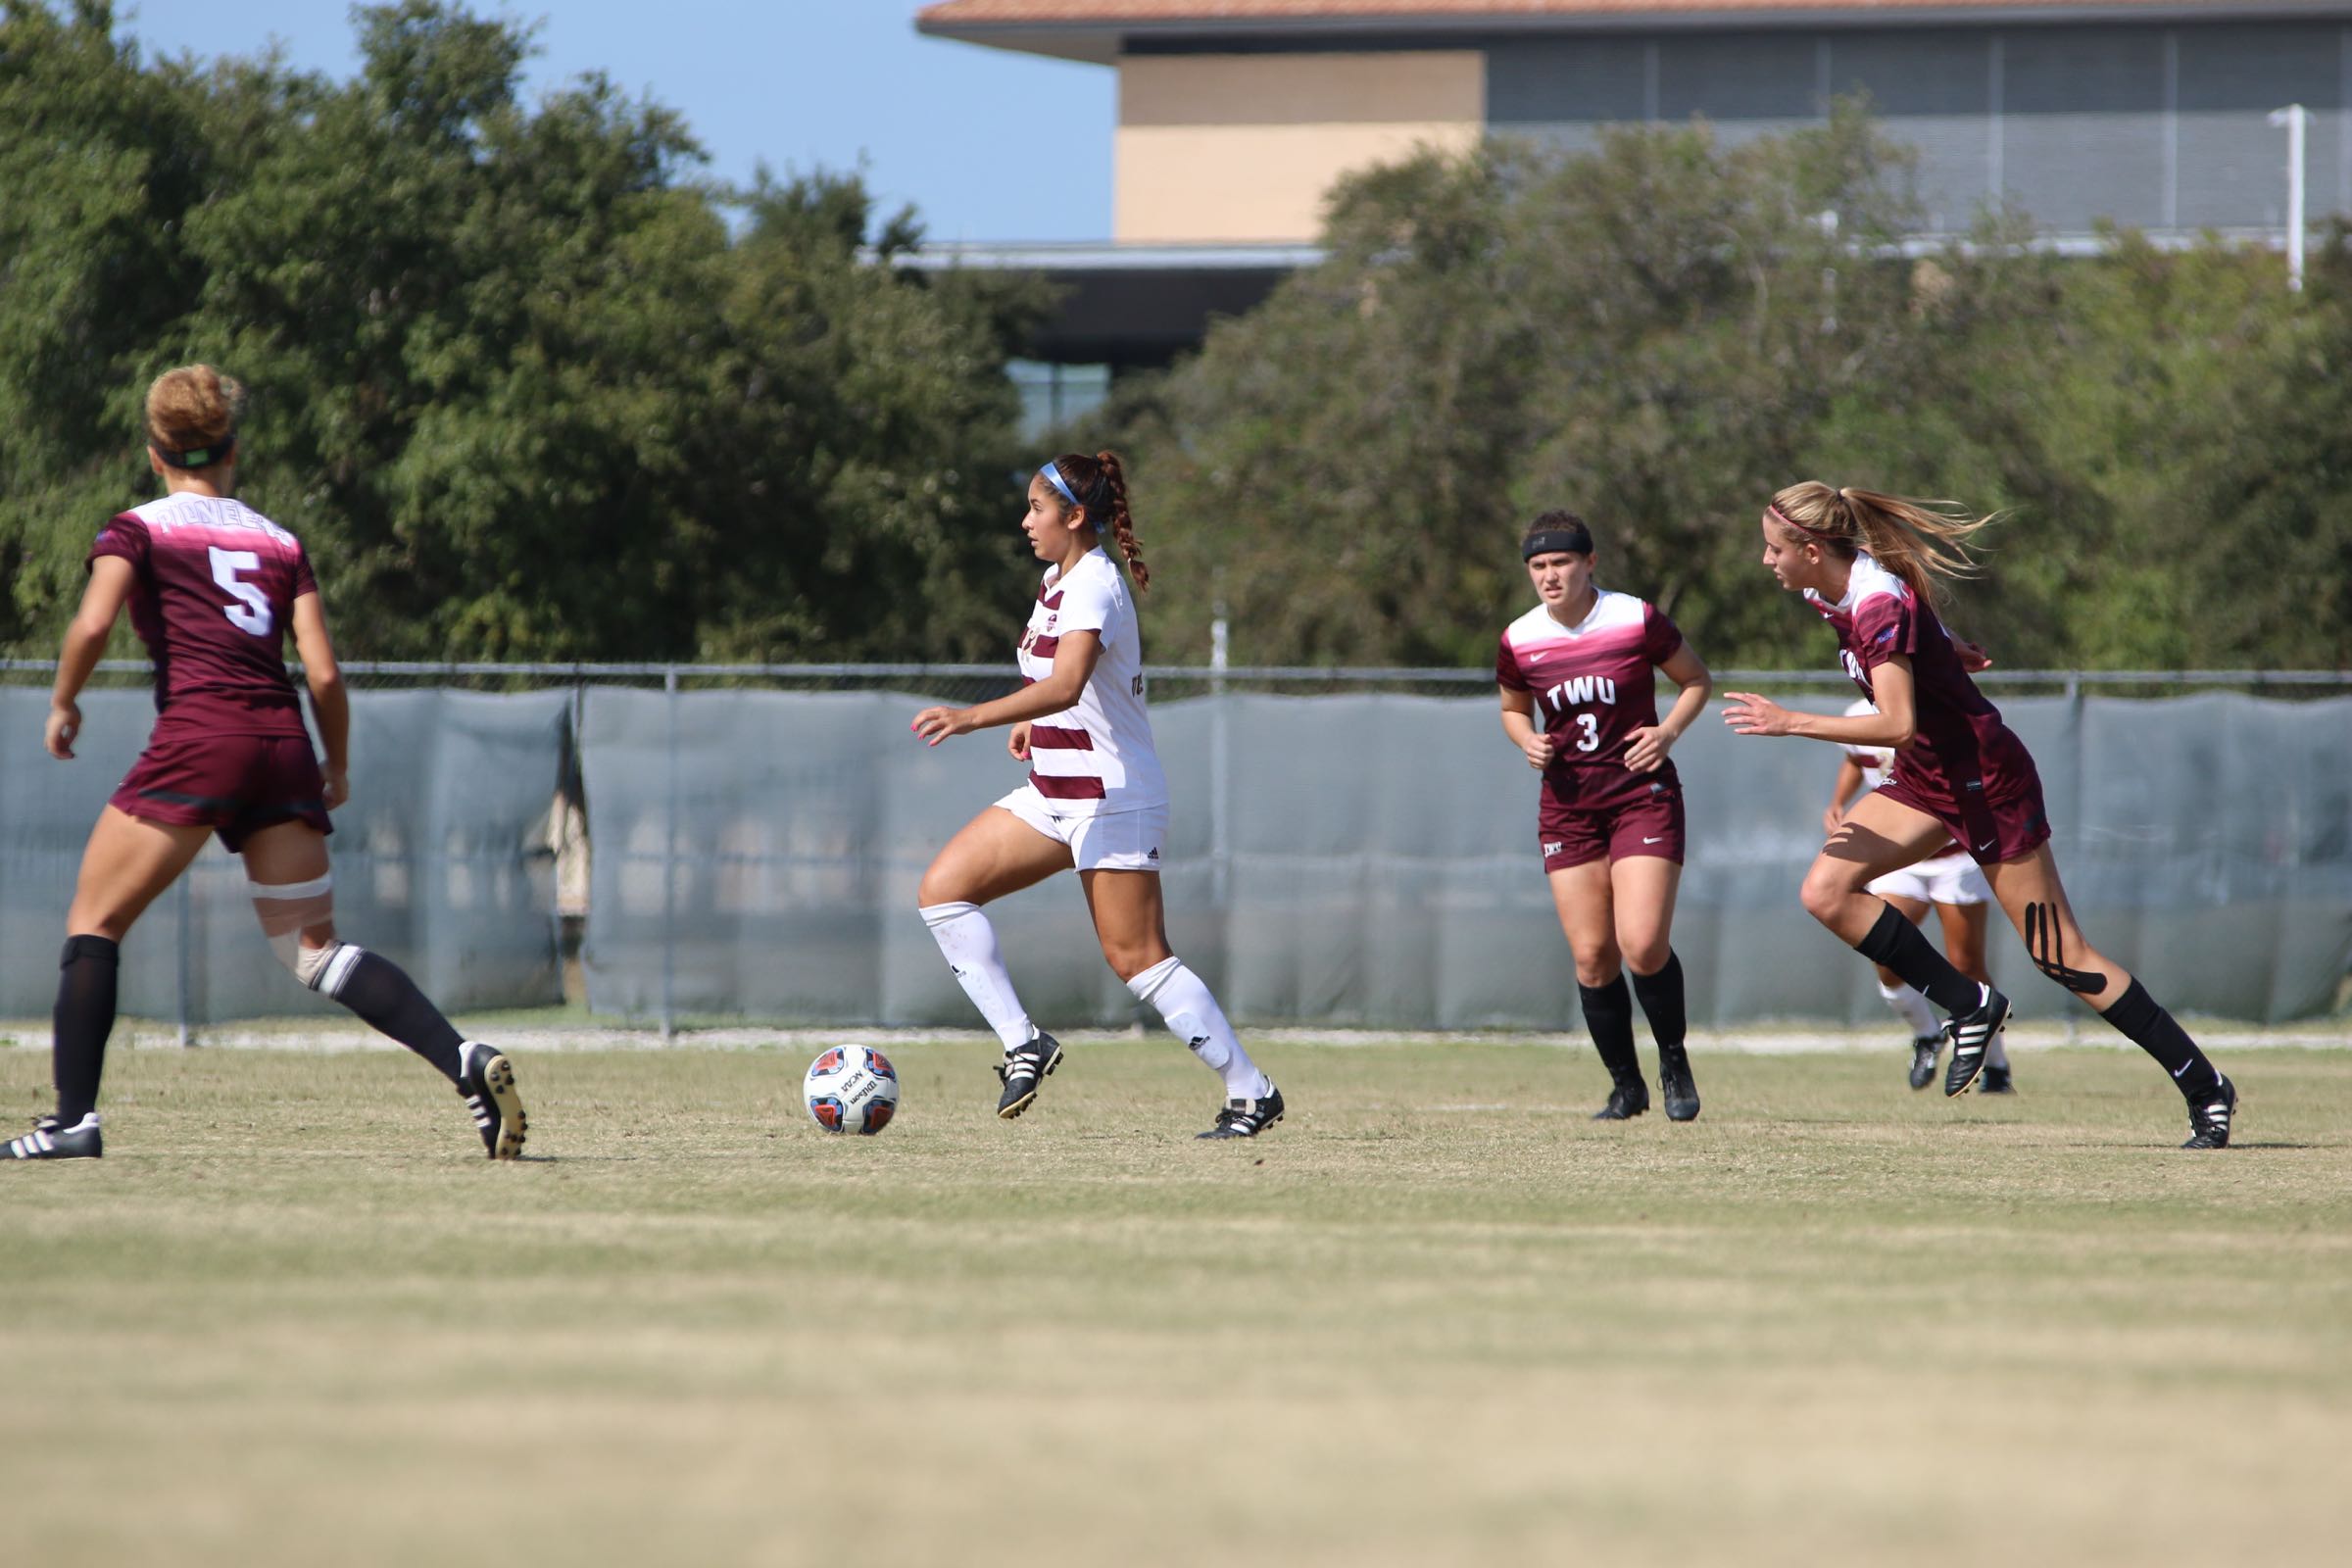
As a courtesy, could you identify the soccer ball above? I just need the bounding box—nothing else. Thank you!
[804,1045,900,1135]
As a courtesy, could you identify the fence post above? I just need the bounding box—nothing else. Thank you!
[1209,612,1231,910]
[175,872,194,1048]
[2063,672,2083,1048]
[662,664,678,1041]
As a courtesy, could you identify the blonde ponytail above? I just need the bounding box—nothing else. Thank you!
[1767,481,1990,609]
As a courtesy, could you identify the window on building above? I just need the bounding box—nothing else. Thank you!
[1009,360,1111,440]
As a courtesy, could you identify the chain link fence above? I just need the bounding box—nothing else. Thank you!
[1,661,2347,1036]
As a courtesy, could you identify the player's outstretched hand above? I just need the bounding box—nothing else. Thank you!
[44,702,79,760]
[1007,722,1032,762]
[1623,724,1674,773]
[1722,692,1796,737]
[911,706,976,748]
[1952,636,1993,672]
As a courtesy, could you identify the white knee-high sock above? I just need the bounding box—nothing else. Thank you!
[1127,956,1269,1100]
[1879,979,1938,1040]
[920,903,1034,1053]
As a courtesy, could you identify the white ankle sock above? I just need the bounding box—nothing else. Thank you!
[1879,979,1938,1040]
[1127,956,1269,1100]
[919,902,1034,1053]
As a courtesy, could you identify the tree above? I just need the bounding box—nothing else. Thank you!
[0,1,1044,662]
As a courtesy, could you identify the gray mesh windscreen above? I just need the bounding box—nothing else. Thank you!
[579,688,2352,1030]
[0,689,566,1022]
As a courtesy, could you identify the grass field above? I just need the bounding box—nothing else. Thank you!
[3,1032,2347,1568]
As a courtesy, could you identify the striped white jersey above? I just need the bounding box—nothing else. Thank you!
[1015,549,1166,816]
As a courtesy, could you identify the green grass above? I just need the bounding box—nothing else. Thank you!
[2,1040,2347,1568]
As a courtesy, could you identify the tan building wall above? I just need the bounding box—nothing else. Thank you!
[1114,52,1485,244]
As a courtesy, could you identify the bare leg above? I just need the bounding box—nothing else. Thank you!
[1547,860,1642,1109]
[49,808,213,1127]
[916,808,1072,1052]
[1982,845,2226,1123]
[1612,855,1698,1119]
[1083,868,1273,1105]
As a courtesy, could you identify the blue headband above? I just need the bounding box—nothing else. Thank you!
[1039,462,1079,507]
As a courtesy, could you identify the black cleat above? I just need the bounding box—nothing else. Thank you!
[1943,985,2013,1098]
[1979,1063,2015,1095]
[1657,1042,1700,1122]
[2181,1075,2236,1150]
[1908,1036,1941,1091]
[1592,1080,1650,1120]
[6,1113,100,1160]
[995,1030,1063,1119]
[457,1042,527,1158]
[1199,1083,1284,1139]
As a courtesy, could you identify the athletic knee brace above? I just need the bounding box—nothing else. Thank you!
[249,873,356,994]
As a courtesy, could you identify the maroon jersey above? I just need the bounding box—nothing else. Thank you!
[1803,552,2036,807]
[1495,590,1685,808]
[89,492,317,738]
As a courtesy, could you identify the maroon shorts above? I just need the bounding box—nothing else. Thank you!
[1539,778,1686,872]
[1879,769,2050,866]
[112,729,331,853]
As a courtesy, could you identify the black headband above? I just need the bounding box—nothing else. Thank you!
[1522,522,1593,560]
[156,434,235,470]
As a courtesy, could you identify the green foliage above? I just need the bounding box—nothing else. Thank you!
[1110,109,2347,669]
[0,0,1045,661]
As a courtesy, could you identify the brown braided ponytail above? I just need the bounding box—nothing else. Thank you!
[1048,449,1150,595]
[1766,480,1990,611]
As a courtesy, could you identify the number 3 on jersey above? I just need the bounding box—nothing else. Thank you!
[210,546,273,636]
[1574,712,1600,752]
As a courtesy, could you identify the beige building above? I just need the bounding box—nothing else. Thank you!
[917,1,2352,405]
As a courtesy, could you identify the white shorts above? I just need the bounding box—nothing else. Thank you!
[1869,853,1991,907]
[993,786,1168,872]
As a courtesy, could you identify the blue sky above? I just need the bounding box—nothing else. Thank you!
[119,1,1117,242]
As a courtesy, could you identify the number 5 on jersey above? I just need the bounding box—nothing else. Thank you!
[210,546,273,636]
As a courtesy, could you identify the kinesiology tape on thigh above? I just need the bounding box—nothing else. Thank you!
[249,872,358,994]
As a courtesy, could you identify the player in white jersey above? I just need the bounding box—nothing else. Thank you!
[1827,700,2012,1094]
[909,451,1282,1139]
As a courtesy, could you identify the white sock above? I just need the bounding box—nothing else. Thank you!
[919,902,1034,1053]
[1879,979,1937,1040]
[1127,956,1269,1100]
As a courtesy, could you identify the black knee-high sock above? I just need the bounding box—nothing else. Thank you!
[53,936,120,1126]
[319,946,466,1084]
[1853,905,1983,1015]
[1578,973,1642,1088]
[1629,952,1688,1050]
[2099,977,2222,1101]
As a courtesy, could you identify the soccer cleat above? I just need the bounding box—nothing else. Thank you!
[1979,1063,2016,1095]
[1657,1042,1701,1122]
[6,1113,100,1160]
[1942,985,2013,1098]
[457,1042,527,1159]
[995,1030,1064,1119]
[1908,1036,1941,1091]
[1591,1080,1650,1120]
[1199,1084,1285,1140]
[2181,1075,2236,1150]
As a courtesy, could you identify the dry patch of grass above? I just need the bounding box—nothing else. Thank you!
[2,1041,2346,1567]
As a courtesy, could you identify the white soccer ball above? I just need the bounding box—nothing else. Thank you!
[804,1045,901,1135]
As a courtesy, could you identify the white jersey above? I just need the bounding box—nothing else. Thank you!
[1842,698,1968,869]
[1015,549,1166,817]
